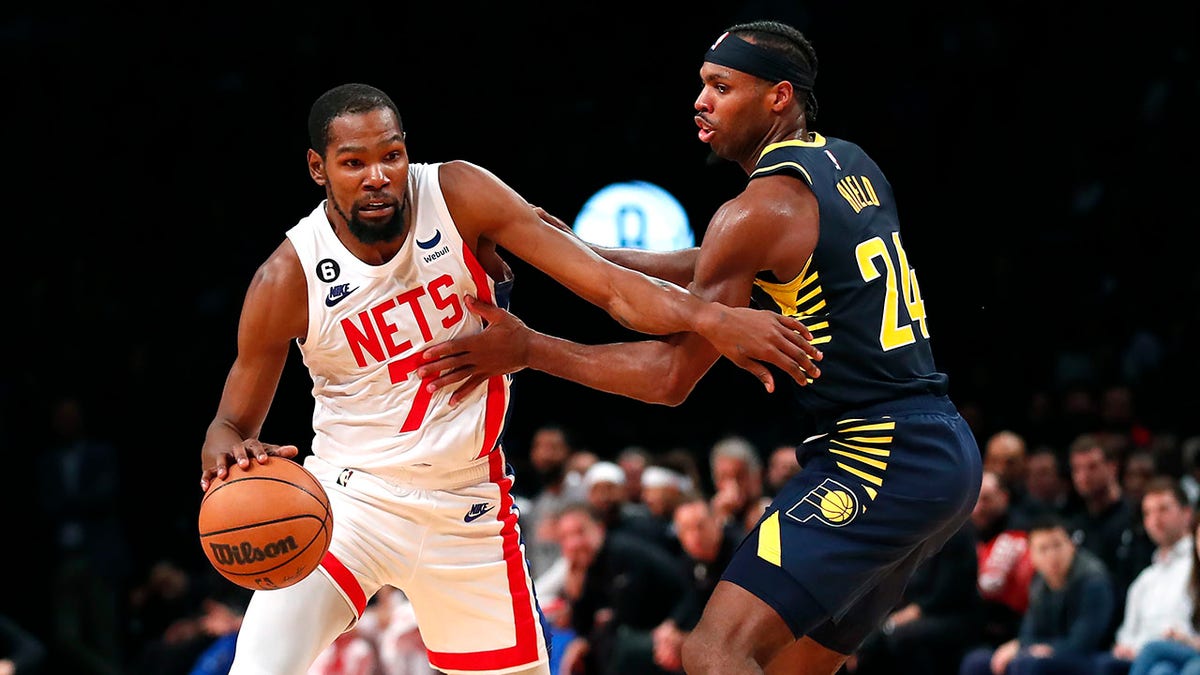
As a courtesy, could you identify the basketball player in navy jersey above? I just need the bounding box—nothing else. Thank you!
[198,83,821,675]
[418,21,982,674]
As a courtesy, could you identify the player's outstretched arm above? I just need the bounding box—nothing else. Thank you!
[200,242,304,491]
[533,206,699,287]
[419,295,820,405]
[441,161,818,388]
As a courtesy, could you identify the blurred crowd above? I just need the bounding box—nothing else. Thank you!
[10,378,1200,675]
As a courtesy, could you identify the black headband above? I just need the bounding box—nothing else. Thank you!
[703,31,815,91]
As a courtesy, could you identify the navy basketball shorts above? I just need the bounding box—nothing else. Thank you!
[721,394,982,654]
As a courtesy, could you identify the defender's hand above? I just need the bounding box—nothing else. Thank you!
[417,296,530,407]
[698,304,822,392]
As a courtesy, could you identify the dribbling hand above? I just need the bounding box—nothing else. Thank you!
[200,439,300,492]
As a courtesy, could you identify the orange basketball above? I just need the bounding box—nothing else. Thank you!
[198,457,333,591]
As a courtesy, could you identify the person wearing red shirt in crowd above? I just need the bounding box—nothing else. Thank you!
[973,471,1036,647]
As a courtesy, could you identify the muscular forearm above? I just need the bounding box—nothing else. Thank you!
[590,246,699,288]
[524,331,698,406]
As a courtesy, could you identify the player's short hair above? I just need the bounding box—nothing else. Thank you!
[724,20,819,120]
[308,83,403,157]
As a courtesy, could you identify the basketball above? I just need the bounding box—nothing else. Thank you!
[198,457,333,591]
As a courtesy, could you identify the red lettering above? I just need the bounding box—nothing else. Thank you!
[395,287,433,342]
[342,311,385,367]
[428,275,463,329]
[370,299,410,358]
[340,278,472,431]
[387,351,435,432]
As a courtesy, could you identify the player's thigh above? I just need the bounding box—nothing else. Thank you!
[403,483,549,674]
[764,636,848,675]
[685,580,800,668]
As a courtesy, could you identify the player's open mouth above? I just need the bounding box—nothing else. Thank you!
[696,116,715,143]
[358,201,395,217]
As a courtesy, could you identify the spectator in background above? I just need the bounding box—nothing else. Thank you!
[555,502,688,675]
[1122,451,1158,512]
[972,471,1036,648]
[1093,477,1195,675]
[618,446,652,506]
[1180,436,1200,508]
[513,423,575,502]
[651,493,744,673]
[130,566,222,675]
[308,627,376,675]
[1126,516,1200,675]
[984,430,1029,502]
[707,435,764,538]
[126,560,209,669]
[582,461,666,551]
[36,395,130,675]
[1068,432,1156,644]
[849,521,980,675]
[567,450,600,492]
[366,587,437,675]
[518,424,580,579]
[958,514,1114,675]
[639,462,693,556]
[764,444,801,498]
[658,449,705,508]
[1011,445,1080,527]
[185,590,249,675]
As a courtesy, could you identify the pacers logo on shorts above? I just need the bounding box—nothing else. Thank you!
[786,478,860,527]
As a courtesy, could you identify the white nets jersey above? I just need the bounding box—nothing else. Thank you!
[286,162,511,486]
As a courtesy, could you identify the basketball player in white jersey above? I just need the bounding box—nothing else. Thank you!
[198,82,821,675]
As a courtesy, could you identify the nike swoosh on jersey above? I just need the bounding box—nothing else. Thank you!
[325,285,360,307]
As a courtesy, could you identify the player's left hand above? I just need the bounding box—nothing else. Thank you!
[697,304,822,392]
[417,295,529,406]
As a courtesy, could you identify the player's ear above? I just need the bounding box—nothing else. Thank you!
[769,80,795,112]
[308,148,327,186]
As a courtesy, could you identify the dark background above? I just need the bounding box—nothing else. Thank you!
[3,0,1198,654]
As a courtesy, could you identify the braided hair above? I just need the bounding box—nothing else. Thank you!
[725,20,819,121]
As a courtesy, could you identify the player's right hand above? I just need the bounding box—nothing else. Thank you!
[200,440,299,492]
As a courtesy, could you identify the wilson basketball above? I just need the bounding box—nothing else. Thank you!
[198,457,333,591]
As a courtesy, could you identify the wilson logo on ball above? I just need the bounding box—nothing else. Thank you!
[198,458,333,590]
[208,536,301,567]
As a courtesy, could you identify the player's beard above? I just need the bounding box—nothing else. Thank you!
[331,192,408,244]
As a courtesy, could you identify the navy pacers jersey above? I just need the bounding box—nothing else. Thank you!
[749,133,947,434]
[723,133,982,653]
